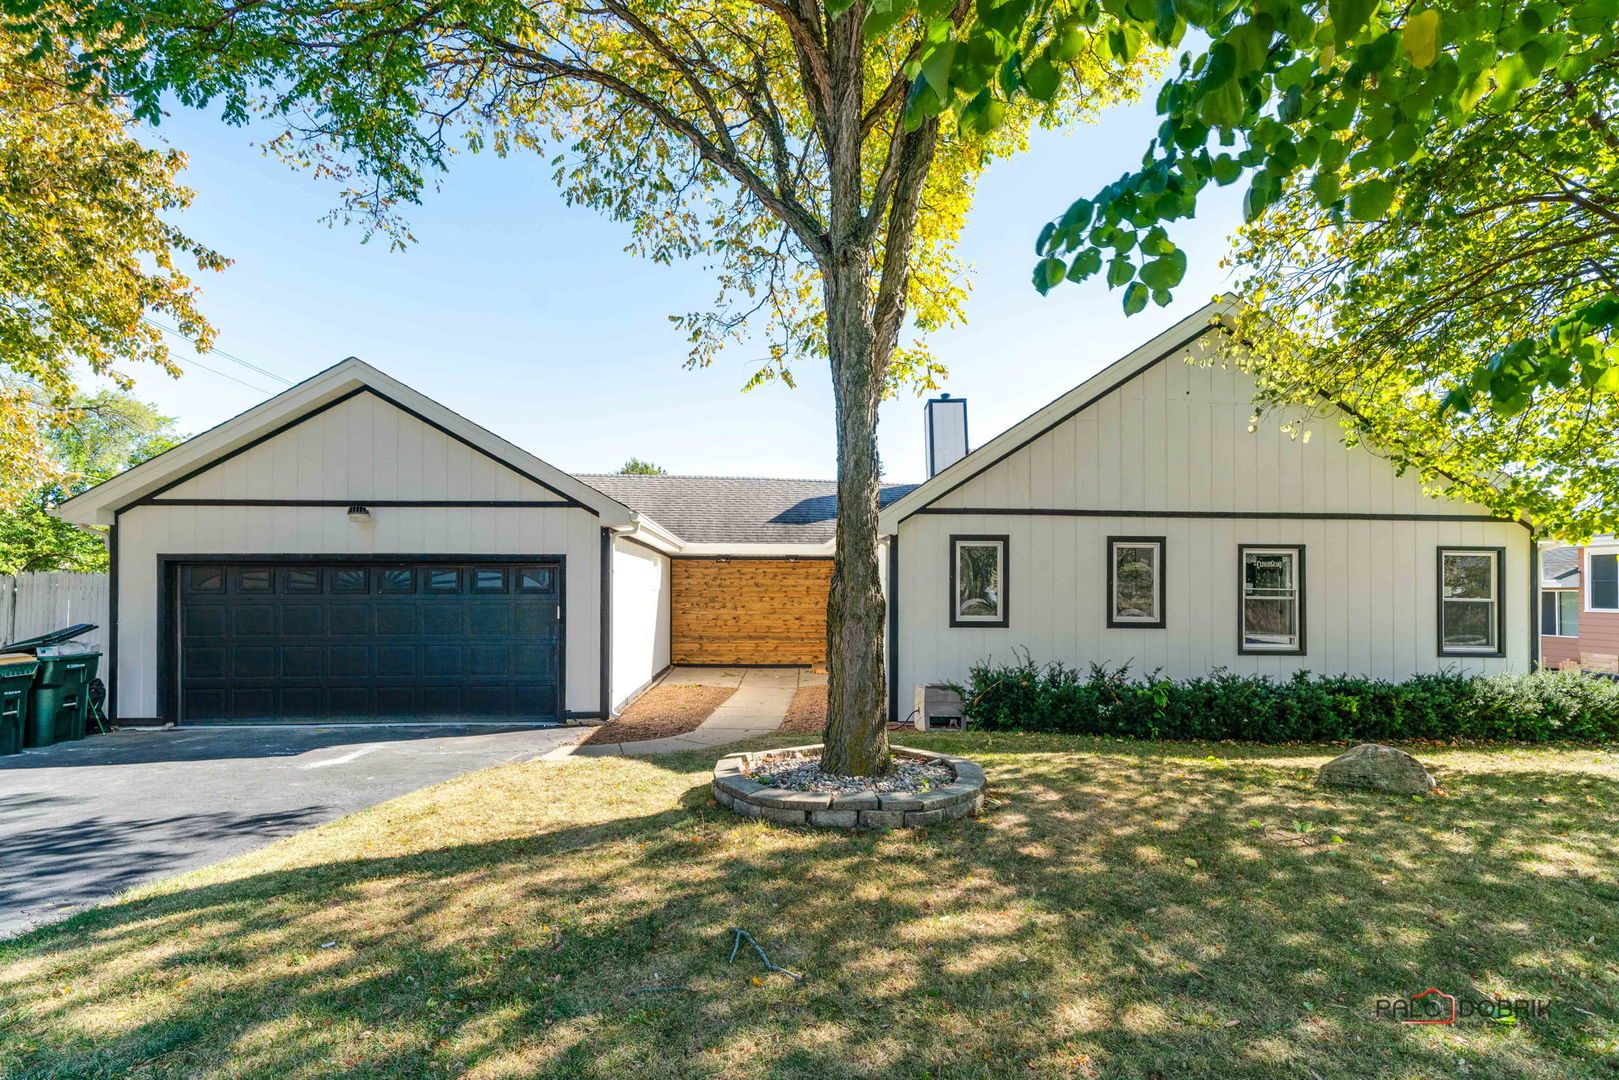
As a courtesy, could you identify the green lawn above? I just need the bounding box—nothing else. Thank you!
[2,733,1616,1079]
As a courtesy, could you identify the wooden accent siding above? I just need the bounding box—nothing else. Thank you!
[670,559,831,665]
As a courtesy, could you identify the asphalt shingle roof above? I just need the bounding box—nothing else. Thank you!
[579,474,920,545]
[1541,545,1580,588]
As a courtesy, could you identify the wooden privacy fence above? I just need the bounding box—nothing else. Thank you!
[0,572,109,652]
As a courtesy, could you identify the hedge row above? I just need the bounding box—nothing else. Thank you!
[954,654,1619,743]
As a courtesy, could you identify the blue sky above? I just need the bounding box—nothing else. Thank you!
[130,86,1245,484]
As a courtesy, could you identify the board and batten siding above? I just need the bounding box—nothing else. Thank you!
[610,538,671,712]
[893,344,1532,700]
[112,390,605,720]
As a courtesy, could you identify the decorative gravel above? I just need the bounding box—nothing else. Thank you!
[746,753,955,793]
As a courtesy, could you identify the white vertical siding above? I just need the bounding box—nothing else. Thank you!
[159,392,565,502]
[114,504,603,719]
[610,538,671,712]
[896,514,1531,696]
[932,347,1485,518]
[893,348,1534,702]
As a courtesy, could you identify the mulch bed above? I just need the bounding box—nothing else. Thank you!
[582,683,736,745]
[777,684,827,734]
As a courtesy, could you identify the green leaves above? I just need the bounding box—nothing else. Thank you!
[1139,248,1187,290]
[1122,281,1149,314]
[1034,257,1067,295]
[1401,9,1441,67]
[1328,0,1378,47]
[1347,178,1394,220]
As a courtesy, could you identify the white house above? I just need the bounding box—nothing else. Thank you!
[54,303,1533,728]
[876,303,1534,721]
[52,361,912,724]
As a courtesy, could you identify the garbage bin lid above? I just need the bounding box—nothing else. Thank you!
[0,623,98,654]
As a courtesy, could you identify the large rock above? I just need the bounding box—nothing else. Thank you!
[1317,744,1437,795]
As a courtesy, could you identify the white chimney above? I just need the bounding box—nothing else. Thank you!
[924,394,968,477]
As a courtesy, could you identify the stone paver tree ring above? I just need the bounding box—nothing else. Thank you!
[711,744,986,828]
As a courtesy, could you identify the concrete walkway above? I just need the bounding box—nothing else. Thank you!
[543,666,819,759]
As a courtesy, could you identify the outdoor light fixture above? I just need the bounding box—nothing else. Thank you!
[346,504,371,523]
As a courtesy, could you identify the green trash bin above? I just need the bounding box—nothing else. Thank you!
[0,654,37,756]
[33,649,100,744]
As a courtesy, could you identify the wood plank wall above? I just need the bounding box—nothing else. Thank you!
[670,558,832,665]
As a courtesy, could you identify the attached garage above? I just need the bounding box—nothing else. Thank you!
[56,359,635,725]
[670,558,831,666]
[54,358,916,727]
[172,559,562,721]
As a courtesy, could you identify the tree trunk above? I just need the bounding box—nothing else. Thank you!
[818,260,892,776]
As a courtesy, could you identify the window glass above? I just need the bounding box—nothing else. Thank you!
[472,568,506,592]
[518,567,554,593]
[184,566,223,592]
[1241,548,1302,651]
[1110,540,1162,626]
[378,568,415,593]
[1591,553,1619,610]
[284,568,321,593]
[1543,589,1579,637]
[426,568,460,592]
[952,538,1006,624]
[1441,549,1499,653]
[236,567,272,593]
[332,568,368,593]
[1560,590,1580,637]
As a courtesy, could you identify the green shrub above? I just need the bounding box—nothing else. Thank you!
[953,652,1619,743]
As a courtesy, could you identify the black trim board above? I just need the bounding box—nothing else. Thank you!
[107,511,119,722]
[154,553,568,725]
[1528,530,1541,670]
[948,534,1010,629]
[600,527,612,718]
[886,539,900,724]
[139,499,575,509]
[1106,536,1166,629]
[1437,546,1509,660]
[903,322,1222,521]
[1237,544,1306,657]
[670,554,835,561]
[915,507,1523,524]
[127,386,594,514]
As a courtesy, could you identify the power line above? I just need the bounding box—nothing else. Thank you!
[176,355,277,395]
[142,317,295,387]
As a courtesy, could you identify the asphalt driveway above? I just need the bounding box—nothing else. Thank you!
[0,724,578,938]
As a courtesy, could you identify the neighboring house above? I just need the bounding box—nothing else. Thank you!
[877,303,1534,721]
[1538,539,1619,671]
[54,301,1537,729]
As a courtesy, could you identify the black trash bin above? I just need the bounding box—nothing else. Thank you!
[0,654,37,756]
[1,625,101,747]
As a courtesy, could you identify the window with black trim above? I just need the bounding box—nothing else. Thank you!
[1440,547,1504,656]
[1542,589,1579,637]
[950,535,1008,628]
[1240,545,1304,654]
[472,568,507,592]
[283,568,321,593]
[1107,537,1164,628]
[426,568,460,592]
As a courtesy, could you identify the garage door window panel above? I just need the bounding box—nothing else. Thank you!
[174,559,562,722]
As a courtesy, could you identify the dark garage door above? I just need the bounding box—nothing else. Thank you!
[177,561,562,722]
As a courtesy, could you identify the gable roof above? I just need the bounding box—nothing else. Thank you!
[1541,545,1580,588]
[582,474,919,546]
[54,358,636,528]
[878,300,1232,533]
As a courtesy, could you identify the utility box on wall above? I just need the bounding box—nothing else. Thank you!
[913,684,965,731]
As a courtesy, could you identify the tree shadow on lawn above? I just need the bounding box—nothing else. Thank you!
[0,741,1614,1080]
